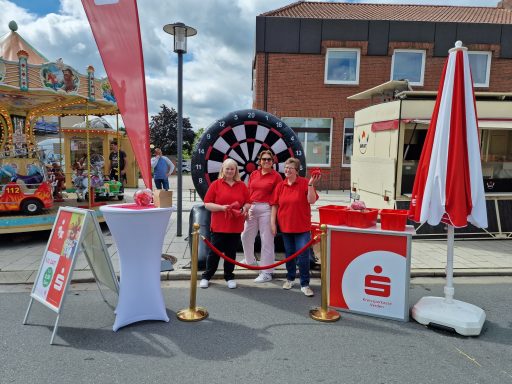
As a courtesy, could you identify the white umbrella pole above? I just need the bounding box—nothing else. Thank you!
[444,224,455,303]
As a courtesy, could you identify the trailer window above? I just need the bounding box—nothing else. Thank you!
[481,129,512,179]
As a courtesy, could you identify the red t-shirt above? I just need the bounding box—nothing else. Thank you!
[271,176,318,233]
[248,169,283,203]
[204,179,249,233]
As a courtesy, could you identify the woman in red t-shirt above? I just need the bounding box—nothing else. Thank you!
[271,157,320,297]
[241,150,283,283]
[200,159,250,289]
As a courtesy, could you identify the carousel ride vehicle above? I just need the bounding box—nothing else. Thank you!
[0,152,53,215]
[73,153,123,202]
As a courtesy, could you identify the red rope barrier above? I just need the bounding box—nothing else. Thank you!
[201,235,320,271]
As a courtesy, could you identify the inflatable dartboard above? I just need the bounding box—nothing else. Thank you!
[191,109,306,199]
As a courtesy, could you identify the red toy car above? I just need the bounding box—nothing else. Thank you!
[0,159,54,215]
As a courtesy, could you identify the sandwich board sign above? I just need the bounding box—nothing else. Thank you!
[23,207,118,344]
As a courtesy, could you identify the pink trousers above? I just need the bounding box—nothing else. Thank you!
[241,203,275,274]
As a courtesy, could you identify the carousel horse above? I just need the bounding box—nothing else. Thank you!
[73,170,105,201]
[48,162,66,201]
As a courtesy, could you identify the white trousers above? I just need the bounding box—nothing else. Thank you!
[241,203,275,274]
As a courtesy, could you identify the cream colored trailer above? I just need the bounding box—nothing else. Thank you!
[350,84,512,237]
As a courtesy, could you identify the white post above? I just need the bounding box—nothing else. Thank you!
[444,224,455,303]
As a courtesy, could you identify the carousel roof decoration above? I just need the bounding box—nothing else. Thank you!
[0,21,48,65]
[0,20,119,120]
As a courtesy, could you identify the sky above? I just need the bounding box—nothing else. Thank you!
[0,0,501,130]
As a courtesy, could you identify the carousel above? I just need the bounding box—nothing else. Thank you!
[0,21,135,234]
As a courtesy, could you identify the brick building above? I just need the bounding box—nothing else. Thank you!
[252,1,512,190]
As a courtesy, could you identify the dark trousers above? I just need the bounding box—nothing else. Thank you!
[202,232,240,281]
[154,178,169,190]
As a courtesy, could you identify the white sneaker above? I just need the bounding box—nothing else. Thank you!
[254,273,272,283]
[301,286,314,297]
[199,279,209,289]
[227,280,237,289]
[282,280,294,290]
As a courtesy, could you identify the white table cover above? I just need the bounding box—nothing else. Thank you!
[100,204,174,331]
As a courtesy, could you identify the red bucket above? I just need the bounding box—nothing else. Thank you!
[345,208,379,228]
[318,205,347,225]
[380,209,409,231]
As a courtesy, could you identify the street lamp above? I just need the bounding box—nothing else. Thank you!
[163,22,197,237]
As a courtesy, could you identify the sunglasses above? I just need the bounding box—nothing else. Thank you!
[260,158,273,162]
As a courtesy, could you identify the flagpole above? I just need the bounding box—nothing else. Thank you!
[444,225,455,303]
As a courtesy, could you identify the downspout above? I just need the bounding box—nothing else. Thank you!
[394,98,403,207]
[264,52,269,112]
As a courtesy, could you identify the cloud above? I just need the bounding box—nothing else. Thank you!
[0,0,502,130]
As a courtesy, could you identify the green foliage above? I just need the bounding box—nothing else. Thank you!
[149,105,194,156]
[192,127,205,149]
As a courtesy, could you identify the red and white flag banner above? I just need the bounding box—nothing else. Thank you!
[409,43,487,229]
[81,0,152,188]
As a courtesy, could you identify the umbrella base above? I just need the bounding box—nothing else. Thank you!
[412,296,485,336]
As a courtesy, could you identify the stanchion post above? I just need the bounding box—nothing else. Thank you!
[177,223,208,321]
[309,224,340,322]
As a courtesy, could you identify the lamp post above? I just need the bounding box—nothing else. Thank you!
[163,22,197,237]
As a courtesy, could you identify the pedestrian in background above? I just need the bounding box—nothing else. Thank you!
[151,148,175,190]
[271,157,320,297]
[200,158,250,289]
[109,140,127,188]
[241,150,282,283]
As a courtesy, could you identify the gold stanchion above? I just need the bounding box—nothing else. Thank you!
[309,224,341,322]
[177,223,208,321]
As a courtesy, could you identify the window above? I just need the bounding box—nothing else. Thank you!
[70,137,104,170]
[390,50,426,86]
[468,51,491,88]
[324,48,360,85]
[282,117,332,166]
[342,118,354,167]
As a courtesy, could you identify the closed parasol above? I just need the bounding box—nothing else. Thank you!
[409,41,487,336]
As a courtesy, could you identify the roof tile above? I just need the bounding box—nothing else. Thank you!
[261,2,512,24]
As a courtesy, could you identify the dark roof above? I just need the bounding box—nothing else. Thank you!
[261,1,512,24]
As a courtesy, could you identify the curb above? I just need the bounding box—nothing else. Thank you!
[2,268,512,285]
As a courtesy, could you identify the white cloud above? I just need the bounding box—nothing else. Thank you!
[0,0,503,130]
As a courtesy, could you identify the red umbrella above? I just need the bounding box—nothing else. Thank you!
[409,41,487,336]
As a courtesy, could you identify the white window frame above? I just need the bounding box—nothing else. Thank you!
[468,51,491,88]
[282,117,333,167]
[390,49,426,86]
[324,48,360,85]
[342,118,354,168]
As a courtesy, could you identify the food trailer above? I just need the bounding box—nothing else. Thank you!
[349,81,512,238]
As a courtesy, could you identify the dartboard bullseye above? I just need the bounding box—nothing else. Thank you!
[191,109,306,199]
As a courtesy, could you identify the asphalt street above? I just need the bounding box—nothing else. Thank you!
[1,277,511,384]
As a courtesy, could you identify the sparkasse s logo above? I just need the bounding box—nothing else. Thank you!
[364,265,391,297]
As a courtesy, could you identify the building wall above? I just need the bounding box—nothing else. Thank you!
[253,34,512,190]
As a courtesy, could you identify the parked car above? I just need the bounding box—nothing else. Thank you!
[181,160,191,173]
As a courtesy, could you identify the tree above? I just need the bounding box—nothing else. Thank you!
[149,105,195,156]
